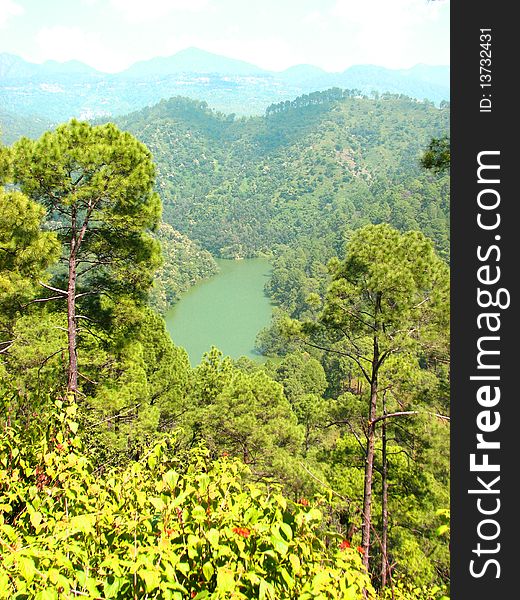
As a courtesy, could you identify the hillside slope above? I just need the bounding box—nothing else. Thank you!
[112,90,450,259]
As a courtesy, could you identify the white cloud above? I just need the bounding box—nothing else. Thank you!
[302,10,325,26]
[35,26,127,72]
[110,0,212,23]
[305,0,449,70]
[0,0,24,28]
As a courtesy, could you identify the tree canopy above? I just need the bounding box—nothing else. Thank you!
[9,120,162,392]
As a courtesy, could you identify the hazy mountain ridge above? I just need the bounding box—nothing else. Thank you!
[0,49,449,126]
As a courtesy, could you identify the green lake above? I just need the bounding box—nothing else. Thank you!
[165,258,273,365]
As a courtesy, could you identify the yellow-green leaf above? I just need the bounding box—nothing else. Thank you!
[18,556,36,582]
[30,511,43,528]
[202,561,214,581]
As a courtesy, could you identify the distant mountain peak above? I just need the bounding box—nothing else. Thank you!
[0,53,101,79]
[122,47,266,78]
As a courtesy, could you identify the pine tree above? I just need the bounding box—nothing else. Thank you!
[10,120,162,394]
[304,224,449,570]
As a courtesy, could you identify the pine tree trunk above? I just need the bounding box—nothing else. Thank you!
[381,395,389,587]
[67,212,78,394]
[361,335,379,570]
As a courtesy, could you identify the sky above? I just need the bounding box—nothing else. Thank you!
[0,0,450,73]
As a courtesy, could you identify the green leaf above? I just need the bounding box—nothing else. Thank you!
[304,508,322,523]
[270,536,289,556]
[69,513,96,534]
[259,578,276,600]
[18,556,36,582]
[149,496,165,511]
[103,576,124,598]
[30,511,43,529]
[47,568,59,584]
[279,567,294,588]
[288,553,301,574]
[141,569,161,592]
[202,561,214,581]
[192,505,206,521]
[34,590,58,600]
[163,470,179,489]
[216,567,235,592]
[206,528,220,547]
[279,522,293,541]
[176,562,189,575]
[0,573,10,598]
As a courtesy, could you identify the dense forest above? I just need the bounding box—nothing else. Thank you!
[0,89,450,599]
[111,90,449,264]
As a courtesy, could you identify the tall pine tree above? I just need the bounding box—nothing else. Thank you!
[10,120,162,394]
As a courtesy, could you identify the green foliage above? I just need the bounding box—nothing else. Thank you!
[181,349,304,482]
[0,189,60,319]
[0,95,451,596]
[77,307,191,467]
[320,224,449,353]
[0,185,61,377]
[379,581,449,600]
[420,137,450,174]
[0,400,374,599]
[10,119,162,302]
[112,93,450,260]
[150,223,218,314]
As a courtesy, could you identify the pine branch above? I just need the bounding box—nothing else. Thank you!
[369,410,450,427]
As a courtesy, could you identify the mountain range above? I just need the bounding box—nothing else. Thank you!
[0,47,449,143]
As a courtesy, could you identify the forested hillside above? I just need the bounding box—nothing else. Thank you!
[150,224,218,314]
[0,108,53,145]
[112,90,449,260]
[0,88,450,599]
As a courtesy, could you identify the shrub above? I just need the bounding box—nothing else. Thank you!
[0,399,373,599]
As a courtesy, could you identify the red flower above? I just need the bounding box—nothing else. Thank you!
[191,592,197,598]
[165,528,174,537]
[232,527,251,538]
[299,498,309,506]
[222,451,229,457]
[339,539,351,550]
[357,546,365,555]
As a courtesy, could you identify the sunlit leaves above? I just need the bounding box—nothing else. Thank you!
[0,401,373,599]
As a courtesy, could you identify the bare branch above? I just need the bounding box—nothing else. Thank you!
[37,347,66,381]
[298,461,357,504]
[78,371,99,385]
[86,403,142,430]
[303,339,372,383]
[370,410,450,427]
[38,281,68,296]
[323,418,367,455]
[22,295,66,308]
[0,341,14,354]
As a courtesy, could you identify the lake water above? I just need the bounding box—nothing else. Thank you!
[165,258,273,365]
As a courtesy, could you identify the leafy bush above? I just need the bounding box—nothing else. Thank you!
[379,578,449,600]
[0,399,373,599]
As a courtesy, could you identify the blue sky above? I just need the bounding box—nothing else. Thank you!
[0,0,450,73]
